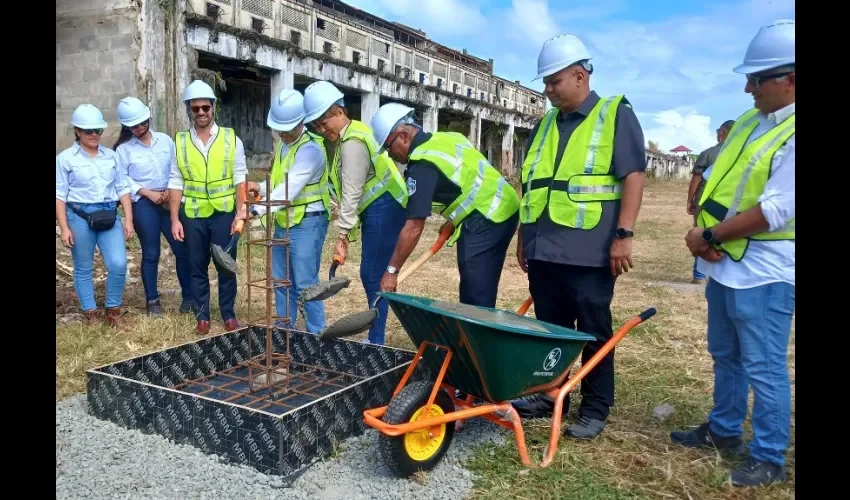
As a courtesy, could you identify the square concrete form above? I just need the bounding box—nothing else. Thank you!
[86,327,431,477]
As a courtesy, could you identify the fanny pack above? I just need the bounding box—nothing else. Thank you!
[70,203,118,232]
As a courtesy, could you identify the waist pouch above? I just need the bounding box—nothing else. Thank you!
[70,203,117,232]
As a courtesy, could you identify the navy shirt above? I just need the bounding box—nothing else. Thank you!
[404,130,463,220]
[520,91,646,268]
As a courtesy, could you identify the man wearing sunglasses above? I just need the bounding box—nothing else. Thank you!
[677,19,795,487]
[168,79,248,335]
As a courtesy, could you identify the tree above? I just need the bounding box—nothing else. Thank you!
[647,140,661,153]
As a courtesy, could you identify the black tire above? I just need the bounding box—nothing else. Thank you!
[379,380,456,477]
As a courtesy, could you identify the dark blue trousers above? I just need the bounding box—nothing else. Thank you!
[132,196,192,303]
[180,209,237,322]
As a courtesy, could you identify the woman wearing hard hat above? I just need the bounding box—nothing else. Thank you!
[56,104,135,327]
[113,96,193,317]
[302,81,408,345]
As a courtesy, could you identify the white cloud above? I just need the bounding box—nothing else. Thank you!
[641,109,717,153]
[344,0,488,37]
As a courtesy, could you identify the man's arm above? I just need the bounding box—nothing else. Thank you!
[167,148,184,220]
[387,219,426,271]
[337,139,372,238]
[687,149,710,212]
[233,136,247,217]
[252,143,324,216]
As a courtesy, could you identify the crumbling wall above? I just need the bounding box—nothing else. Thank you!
[216,80,273,155]
[56,0,140,153]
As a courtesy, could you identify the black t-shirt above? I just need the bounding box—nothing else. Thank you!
[404,130,462,220]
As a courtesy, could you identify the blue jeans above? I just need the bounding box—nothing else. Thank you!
[132,196,192,302]
[705,278,795,466]
[359,192,407,344]
[272,213,329,333]
[66,203,128,311]
[693,258,706,280]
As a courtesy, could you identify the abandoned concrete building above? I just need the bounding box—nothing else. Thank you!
[56,0,547,178]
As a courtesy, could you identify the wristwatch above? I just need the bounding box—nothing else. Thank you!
[386,265,398,275]
[615,228,634,239]
[702,229,717,244]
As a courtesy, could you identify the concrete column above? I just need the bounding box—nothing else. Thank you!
[423,106,439,133]
[271,68,294,98]
[468,114,482,149]
[361,90,380,123]
[500,121,515,176]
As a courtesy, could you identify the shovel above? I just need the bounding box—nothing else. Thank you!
[298,255,351,303]
[319,222,454,340]
[212,189,260,275]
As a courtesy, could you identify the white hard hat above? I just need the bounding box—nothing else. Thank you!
[117,96,151,127]
[734,19,795,74]
[303,81,345,123]
[370,102,415,151]
[267,89,306,132]
[71,104,108,129]
[183,79,217,103]
[533,34,592,81]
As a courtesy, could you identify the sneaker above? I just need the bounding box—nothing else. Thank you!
[510,395,557,419]
[730,457,787,487]
[670,422,746,456]
[146,299,163,317]
[565,415,607,439]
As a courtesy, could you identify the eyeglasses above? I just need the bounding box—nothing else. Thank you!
[746,71,793,88]
[190,105,212,113]
[80,129,103,136]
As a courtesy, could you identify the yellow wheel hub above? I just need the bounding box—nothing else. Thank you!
[403,404,446,461]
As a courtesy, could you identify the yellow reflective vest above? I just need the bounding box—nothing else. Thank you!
[520,95,625,229]
[175,127,237,218]
[331,120,408,242]
[408,131,520,246]
[696,107,796,261]
[263,130,333,229]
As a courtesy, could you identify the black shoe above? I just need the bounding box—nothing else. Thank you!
[179,300,195,314]
[510,395,557,419]
[565,415,607,439]
[146,299,163,317]
[670,422,746,456]
[730,457,787,487]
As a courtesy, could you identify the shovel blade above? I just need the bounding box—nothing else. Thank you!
[319,309,379,340]
[299,277,352,303]
[212,244,238,274]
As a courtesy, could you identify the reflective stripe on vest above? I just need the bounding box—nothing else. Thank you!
[520,95,624,229]
[330,120,408,242]
[408,131,520,246]
[696,107,795,261]
[175,127,237,218]
[265,130,333,229]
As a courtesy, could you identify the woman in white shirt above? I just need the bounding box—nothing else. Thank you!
[113,97,193,317]
[56,104,135,326]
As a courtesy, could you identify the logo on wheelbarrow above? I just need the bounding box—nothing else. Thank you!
[534,348,561,376]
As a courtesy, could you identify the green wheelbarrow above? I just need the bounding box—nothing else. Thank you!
[362,292,656,478]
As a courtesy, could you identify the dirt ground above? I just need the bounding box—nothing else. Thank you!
[55,178,794,499]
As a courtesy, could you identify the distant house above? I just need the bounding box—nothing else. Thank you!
[670,145,692,154]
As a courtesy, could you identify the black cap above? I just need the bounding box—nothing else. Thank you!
[718,120,735,132]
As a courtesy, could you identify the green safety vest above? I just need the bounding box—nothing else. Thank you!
[408,131,520,246]
[263,130,333,229]
[696,107,796,261]
[175,127,237,218]
[520,95,625,229]
[331,120,408,241]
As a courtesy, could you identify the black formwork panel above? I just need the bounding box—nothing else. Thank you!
[86,327,432,477]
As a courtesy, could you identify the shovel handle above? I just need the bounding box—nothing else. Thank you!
[397,223,454,283]
[516,296,533,316]
[329,255,342,279]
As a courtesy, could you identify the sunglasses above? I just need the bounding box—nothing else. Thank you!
[130,120,150,130]
[190,105,212,113]
[80,128,104,136]
[746,71,793,88]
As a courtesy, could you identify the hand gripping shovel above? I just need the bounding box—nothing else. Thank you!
[319,223,454,340]
[212,190,260,275]
[298,255,351,303]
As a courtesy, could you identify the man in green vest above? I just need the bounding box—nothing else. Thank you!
[302,81,408,345]
[674,19,795,488]
[242,88,333,334]
[168,79,247,335]
[508,34,648,440]
[370,103,520,309]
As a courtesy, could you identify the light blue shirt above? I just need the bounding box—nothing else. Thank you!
[253,130,327,217]
[56,142,131,204]
[116,131,176,202]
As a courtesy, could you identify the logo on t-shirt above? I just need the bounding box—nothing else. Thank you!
[406,177,417,196]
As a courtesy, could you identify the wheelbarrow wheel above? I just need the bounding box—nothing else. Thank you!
[379,380,455,478]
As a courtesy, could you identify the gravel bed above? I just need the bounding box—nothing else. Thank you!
[57,395,507,500]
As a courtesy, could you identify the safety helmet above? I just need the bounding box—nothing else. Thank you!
[370,102,415,151]
[533,34,593,81]
[733,19,795,74]
[303,81,345,123]
[116,96,151,127]
[71,104,108,129]
[183,79,217,103]
[267,89,306,132]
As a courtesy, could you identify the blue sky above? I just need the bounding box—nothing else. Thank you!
[343,0,795,153]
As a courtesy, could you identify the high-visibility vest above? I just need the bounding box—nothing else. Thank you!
[330,120,408,241]
[408,131,520,246]
[519,95,626,229]
[696,107,796,261]
[175,127,237,218]
[263,130,333,229]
